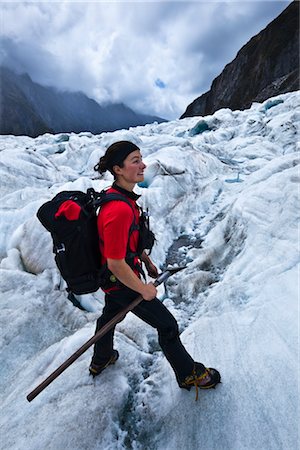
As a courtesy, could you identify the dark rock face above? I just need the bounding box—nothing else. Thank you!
[181,1,299,118]
[0,67,165,137]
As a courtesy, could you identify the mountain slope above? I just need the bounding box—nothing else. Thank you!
[181,1,299,118]
[0,67,165,137]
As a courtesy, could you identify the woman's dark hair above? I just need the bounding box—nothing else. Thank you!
[94,141,140,178]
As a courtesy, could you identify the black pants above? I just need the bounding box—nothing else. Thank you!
[92,287,194,384]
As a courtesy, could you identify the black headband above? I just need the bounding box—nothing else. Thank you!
[107,142,140,169]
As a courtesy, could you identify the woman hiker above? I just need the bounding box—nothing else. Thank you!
[90,140,221,396]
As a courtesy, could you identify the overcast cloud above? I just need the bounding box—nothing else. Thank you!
[0,1,291,119]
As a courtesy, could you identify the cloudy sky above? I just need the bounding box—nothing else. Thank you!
[1,1,291,119]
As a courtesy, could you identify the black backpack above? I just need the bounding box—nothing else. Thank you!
[37,188,143,295]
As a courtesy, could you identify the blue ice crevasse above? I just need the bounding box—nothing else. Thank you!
[189,119,210,136]
[138,162,160,188]
[263,98,284,111]
[55,134,70,143]
[225,172,243,183]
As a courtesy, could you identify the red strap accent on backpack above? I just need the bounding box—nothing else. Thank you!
[55,201,81,221]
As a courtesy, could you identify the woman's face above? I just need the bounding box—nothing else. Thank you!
[114,150,146,184]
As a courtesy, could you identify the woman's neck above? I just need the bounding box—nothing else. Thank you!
[112,182,140,201]
[114,180,135,192]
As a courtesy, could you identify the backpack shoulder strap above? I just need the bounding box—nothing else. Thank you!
[96,191,140,236]
[94,191,137,222]
[100,193,134,209]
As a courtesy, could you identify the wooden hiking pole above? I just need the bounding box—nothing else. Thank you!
[27,266,185,402]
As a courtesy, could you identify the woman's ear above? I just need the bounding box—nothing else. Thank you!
[113,165,122,176]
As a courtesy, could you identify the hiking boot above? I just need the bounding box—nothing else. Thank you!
[89,350,119,377]
[179,362,221,400]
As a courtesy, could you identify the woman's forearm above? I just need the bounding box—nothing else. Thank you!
[107,258,146,294]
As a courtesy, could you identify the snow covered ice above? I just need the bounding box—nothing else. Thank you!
[0,92,299,450]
